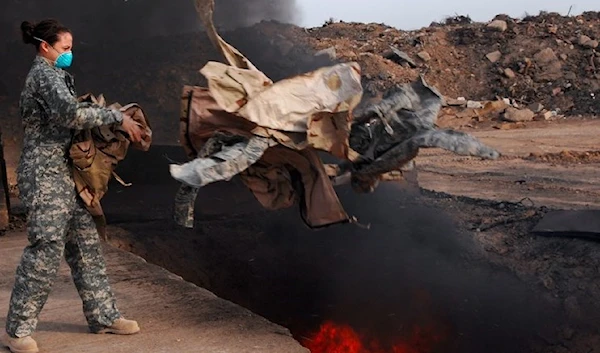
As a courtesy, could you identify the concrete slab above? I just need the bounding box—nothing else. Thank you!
[0,231,308,353]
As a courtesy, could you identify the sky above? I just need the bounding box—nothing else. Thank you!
[297,0,599,30]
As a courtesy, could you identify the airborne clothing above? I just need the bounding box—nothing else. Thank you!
[5,55,124,338]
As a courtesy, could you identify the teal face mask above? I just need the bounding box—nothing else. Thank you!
[33,36,74,69]
[54,51,73,69]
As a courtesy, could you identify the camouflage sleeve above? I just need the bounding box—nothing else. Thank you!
[37,69,123,130]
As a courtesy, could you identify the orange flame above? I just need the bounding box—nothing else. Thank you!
[303,321,446,353]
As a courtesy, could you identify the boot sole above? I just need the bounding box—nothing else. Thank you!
[0,337,39,353]
[96,327,140,335]
[5,347,39,353]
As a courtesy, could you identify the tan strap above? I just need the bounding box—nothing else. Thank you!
[112,171,132,187]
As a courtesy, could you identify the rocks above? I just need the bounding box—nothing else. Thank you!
[386,45,417,67]
[486,50,502,63]
[534,110,554,121]
[503,68,516,78]
[527,102,544,113]
[455,108,479,119]
[487,20,507,32]
[503,107,535,122]
[417,51,431,62]
[578,34,599,49]
[480,100,509,118]
[314,46,337,60]
[446,97,467,106]
[533,48,562,81]
[466,100,483,109]
[533,47,558,64]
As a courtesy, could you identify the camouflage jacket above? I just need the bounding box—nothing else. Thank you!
[17,55,124,208]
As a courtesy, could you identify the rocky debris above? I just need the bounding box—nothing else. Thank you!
[503,107,535,122]
[503,68,516,79]
[487,20,507,32]
[466,100,483,109]
[417,51,432,62]
[578,35,599,49]
[386,46,417,67]
[533,110,555,121]
[528,102,544,113]
[303,11,600,116]
[533,48,563,81]
[314,46,337,60]
[480,100,510,118]
[446,97,467,106]
[486,50,502,63]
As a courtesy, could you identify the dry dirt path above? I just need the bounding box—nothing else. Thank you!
[417,119,600,210]
[0,231,308,353]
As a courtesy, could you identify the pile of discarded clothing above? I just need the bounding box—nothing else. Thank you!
[170,0,500,229]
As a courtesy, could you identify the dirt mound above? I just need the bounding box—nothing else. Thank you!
[302,11,600,115]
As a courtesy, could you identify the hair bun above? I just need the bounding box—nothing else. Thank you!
[20,21,35,44]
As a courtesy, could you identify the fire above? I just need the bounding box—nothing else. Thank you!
[303,321,446,353]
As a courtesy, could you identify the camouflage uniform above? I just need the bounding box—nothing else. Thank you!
[5,56,124,338]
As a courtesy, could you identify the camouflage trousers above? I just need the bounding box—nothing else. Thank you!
[5,187,121,338]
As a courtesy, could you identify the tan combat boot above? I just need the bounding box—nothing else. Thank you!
[0,333,39,353]
[96,318,140,335]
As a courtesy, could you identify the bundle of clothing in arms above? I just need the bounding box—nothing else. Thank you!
[70,93,152,239]
[170,0,500,229]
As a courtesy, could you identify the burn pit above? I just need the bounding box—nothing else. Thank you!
[100,149,570,353]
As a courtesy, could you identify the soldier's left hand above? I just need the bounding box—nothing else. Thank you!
[121,113,143,143]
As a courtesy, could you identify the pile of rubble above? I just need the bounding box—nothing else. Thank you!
[301,11,600,121]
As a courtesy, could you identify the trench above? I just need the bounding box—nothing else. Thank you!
[101,146,567,353]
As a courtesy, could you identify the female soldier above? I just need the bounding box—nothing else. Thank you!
[1,19,142,353]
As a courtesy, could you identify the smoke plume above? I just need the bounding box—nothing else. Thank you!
[214,0,300,30]
[0,0,299,46]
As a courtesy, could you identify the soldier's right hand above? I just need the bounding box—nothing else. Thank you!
[121,113,143,143]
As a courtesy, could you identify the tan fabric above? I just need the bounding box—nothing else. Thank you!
[180,0,360,227]
[198,56,362,160]
[200,62,272,113]
[194,0,361,161]
[194,0,269,75]
[236,62,362,133]
[70,93,152,217]
[179,86,350,228]
[239,146,349,228]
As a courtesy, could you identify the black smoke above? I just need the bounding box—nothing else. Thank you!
[214,0,299,30]
[0,0,299,46]
[0,0,307,146]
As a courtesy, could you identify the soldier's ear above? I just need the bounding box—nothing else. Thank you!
[39,41,50,53]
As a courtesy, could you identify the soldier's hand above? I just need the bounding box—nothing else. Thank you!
[121,113,143,143]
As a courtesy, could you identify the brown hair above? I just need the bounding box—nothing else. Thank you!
[20,19,71,49]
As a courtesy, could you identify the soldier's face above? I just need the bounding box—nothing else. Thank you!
[41,32,73,62]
